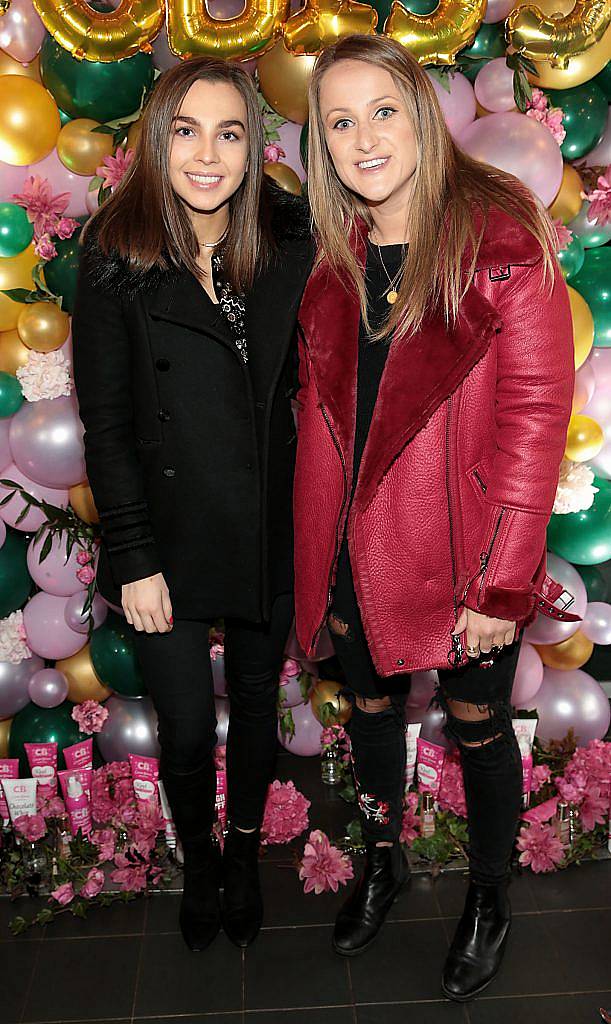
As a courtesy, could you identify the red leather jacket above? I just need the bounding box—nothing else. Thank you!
[293,206,579,675]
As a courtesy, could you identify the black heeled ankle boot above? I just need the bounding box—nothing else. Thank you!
[333,840,410,956]
[442,881,511,1001]
[179,834,222,952]
[221,825,263,948]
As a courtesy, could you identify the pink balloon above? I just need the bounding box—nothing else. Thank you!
[9,395,86,489]
[474,58,516,113]
[101,594,125,617]
[0,0,46,62]
[215,695,229,746]
[0,519,6,548]
[27,529,88,596]
[279,675,305,708]
[0,463,68,530]
[524,551,587,645]
[26,151,94,218]
[483,0,514,21]
[278,700,323,755]
[210,650,227,696]
[85,186,100,216]
[0,161,27,198]
[64,588,108,633]
[276,121,306,183]
[28,668,69,709]
[519,667,610,746]
[23,592,87,659]
[59,330,73,369]
[591,441,611,480]
[584,108,611,168]
[405,669,438,708]
[428,70,476,139]
[458,111,563,207]
[581,387,611,442]
[581,602,611,645]
[573,361,596,413]
[589,348,611,390]
[511,642,544,705]
[0,419,11,474]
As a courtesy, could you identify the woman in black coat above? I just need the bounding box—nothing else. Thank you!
[72,57,313,953]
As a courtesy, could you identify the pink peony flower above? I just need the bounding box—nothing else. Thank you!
[51,881,75,905]
[583,165,611,227]
[11,175,71,238]
[209,642,224,662]
[438,750,467,818]
[554,219,573,252]
[96,147,135,191]
[400,791,420,846]
[80,866,105,899]
[72,699,109,735]
[555,770,588,806]
[34,234,57,261]
[264,143,286,163]
[14,812,46,843]
[39,794,67,819]
[531,764,552,794]
[91,827,116,863]
[298,829,354,894]
[111,851,148,892]
[517,821,565,873]
[76,564,96,586]
[261,779,310,845]
[527,87,548,113]
[91,761,135,825]
[279,657,301,684]
[76,549,93,566]
[55,216,78,240]
[579,785,608,833]
[525,90,566,145]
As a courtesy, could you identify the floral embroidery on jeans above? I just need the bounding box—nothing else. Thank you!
[357,791,391,825]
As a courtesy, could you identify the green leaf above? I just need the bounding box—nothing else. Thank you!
[34,908,54,925]
[15,502,31,526]
[38,531,53,564]
[427,67,452,93]
[345,817,363,845]
[9,916,28,935]
[0,490,15,507]
[70,900,88,919]
[338,780,357,804]
[278,708,295,742]
[298,670,313,702]
[0,288,34,303]
[91,124,116,135]
[89,176,104,192]
[319,700,340,727]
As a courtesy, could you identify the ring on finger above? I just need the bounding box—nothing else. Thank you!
[466,645,480,655]
[491,644,504,655]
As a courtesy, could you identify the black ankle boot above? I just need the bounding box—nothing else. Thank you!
[442,881,511,1001]
[221,825,263,948]
[179,834,222,952]
[333,841,410,956]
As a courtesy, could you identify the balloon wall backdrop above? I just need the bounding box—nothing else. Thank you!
[0,0,609,777]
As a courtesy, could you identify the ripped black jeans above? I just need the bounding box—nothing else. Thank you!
[329,606,523,885]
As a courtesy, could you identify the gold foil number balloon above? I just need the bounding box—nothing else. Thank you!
[167,0,290,59]
[507,0,611,71]
[258,42,317,123]
[283,0,377,56]
[384,0,487,65]
[32,0,165,61]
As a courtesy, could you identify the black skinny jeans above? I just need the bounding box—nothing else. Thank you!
[133,594,293,843]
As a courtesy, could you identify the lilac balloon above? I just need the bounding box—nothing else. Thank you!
[64,589,108,634]
[581,387,611,442]
[276,121,306,183]
[0,653,44,718]
[27,529,88,596]
[591,441,611,480]
[23,592,87,660]
[215,695,229,746]
[0,519,6,549]
[474,58,516,113]
[581,602,611,645]
[458,112,563,207]
[0,463,68,531]
[0,162,27,198]
[96,694,161,762]
[483,0,514,22]
[10,395,86,489]
[427,70,476,139]
[59,331,73,369]
[284,619,334,661]
[511,642,544,705]
[405,669,438,708]
[573,361,596,413]
[279,675,306,708]
[209,0,246,15]
[519,667,610,746]
[100,594,125,617]
[85,187,100,216]
[568,201,611,249]
[26,151,93,219]
[405,704,451,749]
[28,668,69,709]
[584,108,611,168]
[0,418,11,474]
[589,348,611,390]
[524,552,587,645]
[278,699,323,756]
[211,650,227,697]
[0,0,46,62]
[152,28,180,71]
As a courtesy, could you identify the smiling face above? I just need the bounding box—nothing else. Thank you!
[318,60,418,217]
[168,78,249,215]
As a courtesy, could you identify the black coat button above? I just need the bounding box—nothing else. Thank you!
[162,467,175,478]
[158,408,170,422]
[156,358,170,371]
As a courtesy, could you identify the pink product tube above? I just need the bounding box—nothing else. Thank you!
[129,754,159,804]
[216,769,227,831]
[405,724,421,790]
[63,739,93,771]
[0,760,20,825]
[58,768,93,836]
[512,719,538,808]
[157,781,177,850]
[24,742,58,797]
[522,796,559,825]
[416,738,446,798]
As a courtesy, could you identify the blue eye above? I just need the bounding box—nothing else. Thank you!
[375,107,396,120]
[333,118,353,131]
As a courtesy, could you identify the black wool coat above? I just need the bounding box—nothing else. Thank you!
[72,188,314,622]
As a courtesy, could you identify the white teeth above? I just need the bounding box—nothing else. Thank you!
[187,173,222,184]
[358,158,387,169]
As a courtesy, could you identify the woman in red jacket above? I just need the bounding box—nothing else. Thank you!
[294,35,576,1001]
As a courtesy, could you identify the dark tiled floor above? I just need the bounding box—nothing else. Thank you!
[1,749,610,1024]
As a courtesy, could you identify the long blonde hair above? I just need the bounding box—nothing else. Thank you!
[307,34,556,340]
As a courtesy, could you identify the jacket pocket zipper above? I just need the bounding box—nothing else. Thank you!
[312,403,348,649]
[445,395,463,666]
[462,506,507,609]
[473,468,487,493]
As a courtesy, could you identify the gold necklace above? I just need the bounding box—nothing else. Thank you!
[373,240,404,305]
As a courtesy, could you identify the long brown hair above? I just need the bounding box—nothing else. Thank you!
[84,57,272,293]
[307,34,556,339]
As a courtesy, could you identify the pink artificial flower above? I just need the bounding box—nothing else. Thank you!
[80,866,105,899]
[321,724,347,749]
[91,762,136,826]
[555,770,588,806]
[525,89,566,146]
[38,794,66,820]
[14,812,47,843]
[554,219,573,252]
[11,175,71,238]
[400,791,420,846]
[517,821,565,873]
[214,744,226,770]
[209,642,224,662]
[531,764,552,794]
[76,564,96,586]
[298,829,354,894]
[72,699,109,735]
[264,143,286,163]
[527,87,548,113]
[438,750,467,818]
[96,147,135,192]
[76,549,92,566]
[55,217,78,240]
[51,881,75,905]
[34,234,57,261]
[91,827,116,863]
[279,657,301,684]
[579,785,608,833]
[583,165,611,227]
[111,851,148,892]
[261,779,310,845]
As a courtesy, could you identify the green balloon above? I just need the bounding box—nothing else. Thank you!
[58,109,73,127]
[370,0,436,24]
[0,203,34,259]
[546,82,607,161]
[0,371,23,417]
[577,564,611,603]
[462,22,506,62]
[40,35,154,123]
[570,248,611,348]
[90,611,147,697]
[557,233,585,282]
[0,528,31,617]
[547,476,611,565]
[299,123,308,172]
[43,217,86,314]
[9,701,82,775]
[593,61,611,101]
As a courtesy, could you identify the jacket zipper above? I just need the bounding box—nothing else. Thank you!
[445,395,463,667]
[461,506,507,609]
[473,468,487,493]
[311,403,348,649]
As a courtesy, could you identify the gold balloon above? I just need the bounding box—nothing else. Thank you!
[264,161,302,195]
[57,118,114,177]
[310,679,352,726]
[57,644,112,704]
[127,119,143,151]
[548,163,584,223]
[0,717,12,758]
[69,481,100,524]
[535,630,594,670]
[525,20,611,89]
[283,0,377,55]
[17,300,70,352]
[32,0,165,61]
[0,76,60,166]
[0,244,38,333]
[167,0,288,60]
[567,285,594,370]
[565,413,604,462]
[0,329,31,373]
[0,52,42,82]
[258,42,316,124]
[508,0,610,70]
[384,0,486,65]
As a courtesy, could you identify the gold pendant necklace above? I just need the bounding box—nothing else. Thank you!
[373,240,404,305]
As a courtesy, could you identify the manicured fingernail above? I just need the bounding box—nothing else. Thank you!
[169,616,173,624]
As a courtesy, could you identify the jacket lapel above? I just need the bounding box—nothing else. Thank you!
[148,270,237,352]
